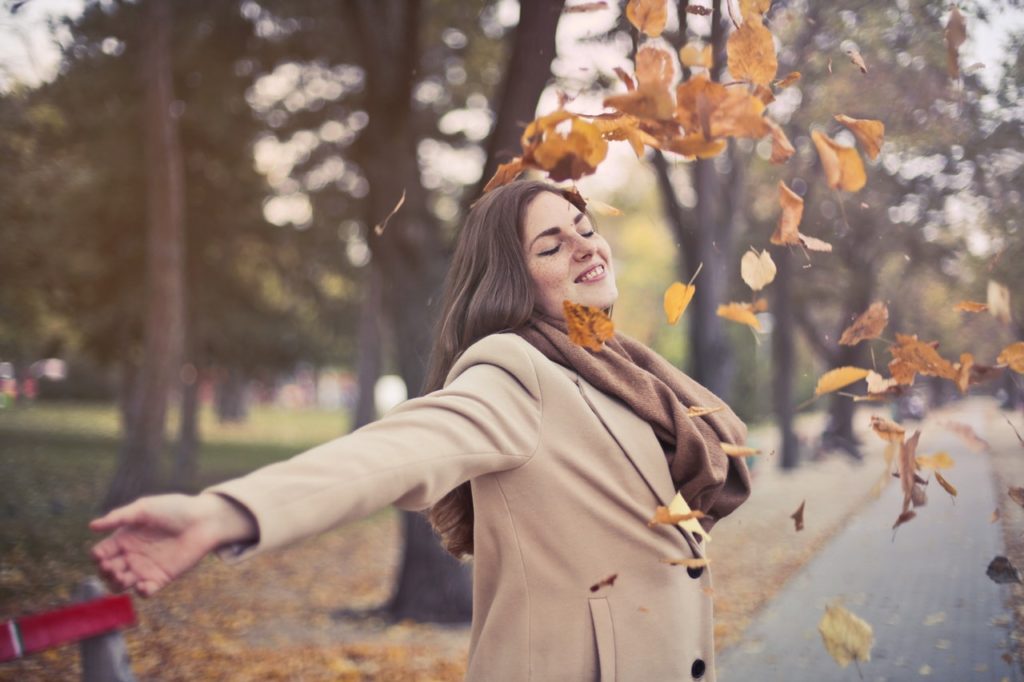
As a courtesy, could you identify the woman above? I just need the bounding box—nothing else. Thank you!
[91,180,751,681]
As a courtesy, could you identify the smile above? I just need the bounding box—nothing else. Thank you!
[575,264,606,283]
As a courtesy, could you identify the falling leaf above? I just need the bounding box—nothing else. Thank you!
[613,67,636,91]
[661,557,710,568]
[585,198,623,216]
[945,6,967,79]
[727,14,778,87]
[766,119,796,165]
[811,130,866,192]
[992,508,1001,523]
[740,248,777,291]
[893,509,917,529]
[897,430,926,523]
[647,506,706,527]
[839,302,889,345]
[374,190,406,236]
[483,157,526,193]
[1008,487,1024,508]
[564,1,609,13]
[888,334,958,385]
[685,5,713,16]
[589,573,618,591]
[954,352,974,394]
[773,181,832,252]
[870,415,905,443]
[818,603,874,668]
[834,115,885,161]
[687,405,724,417]
[934,471,957,500]
[988,281,1012,325]
[953,300,988,312]
[987,556,1022,585]
[529,117,610,182]
[916,452,954,470]
[791,500,806,532]
[775,71,801,88]
[845,48,868,74]
[679,43,708,68]
[814,366,870,396]
[626,0,668,37]
[998,342,1024,374]
[717,302,763,331]
[722,443,761,457]
[563,300,614,351]
[943,420,991,452]
[864,370,901,398]
[739,0,771,18]
[591,113,661,158]
[605,46,677,120]
[664,282,697,325]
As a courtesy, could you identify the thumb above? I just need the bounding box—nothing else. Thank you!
[89,501,147,532]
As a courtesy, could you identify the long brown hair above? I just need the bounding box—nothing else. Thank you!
[425,179,584,559]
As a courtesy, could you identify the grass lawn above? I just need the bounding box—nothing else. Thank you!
[0,401,350,610]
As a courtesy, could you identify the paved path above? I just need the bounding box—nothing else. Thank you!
[718,404,1021,682]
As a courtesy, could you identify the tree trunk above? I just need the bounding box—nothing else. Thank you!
[215,367,248,423]
[353,266,382,429]
[771,247,799,468]
[104,0,186,510]
[172,365,200,490]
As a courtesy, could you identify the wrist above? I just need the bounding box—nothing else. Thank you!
[196,493,258,550]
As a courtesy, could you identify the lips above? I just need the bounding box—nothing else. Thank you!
[574,263,606,283]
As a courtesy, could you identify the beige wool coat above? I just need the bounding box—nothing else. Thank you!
[208,333,735,681]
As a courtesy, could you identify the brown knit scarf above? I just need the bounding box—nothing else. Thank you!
[517,314,752,531]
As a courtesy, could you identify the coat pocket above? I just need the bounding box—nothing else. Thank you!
[588,597,616,682]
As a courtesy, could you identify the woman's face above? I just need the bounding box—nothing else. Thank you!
[521,191,618,318]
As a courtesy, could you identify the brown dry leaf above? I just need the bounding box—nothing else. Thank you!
[892,509,917,530]
[888,334,958,385]
[839,302,889,345]
[811,130,867,192]
[988,280,1012,325]
[791,500,806,532]
[686,5,713,16]
[898,429,923,509]
[687,405,724,418]
[916,452,954,470]
[626,0,668,37]
[675,74,728,133]
[722,443,762,457]
[525,116,609,182]
[709,90,771,139]
[944,420,991,452]
[955,352,974,394]
[766,119,796,164]
[663,133,728,159]
[589,573,618,591]
[647,506,706,527]
[818,603,874,668]
[563,300,614,351]
[740,248,777,292]
[845,48,868,74]
[998,342,1024,374]
[773,181,832,252]
[834,114,885,161]
[775,71,801,88]
[934,471,957,500]
[717,302,763,331]
[661,557,710,568]
[727,14,778,87]
[483,157,525,193]
[945,6,967,79]
[1008,487,1024,508]
[613,67,636,91]
[565,1,609,13]
[814,366,870,396]
[870,415,905,443]
[664,282,697,325]
[605,46,677,120]
[953,300,988,312]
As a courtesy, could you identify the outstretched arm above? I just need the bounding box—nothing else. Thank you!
[90,493,258,596]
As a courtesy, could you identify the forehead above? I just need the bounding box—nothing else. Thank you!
[522,192,582,240]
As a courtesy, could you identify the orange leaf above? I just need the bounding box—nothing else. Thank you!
[726,14,777,87]
[679,43,709,69]
[482,157,525,193]
[636,44,676,89]
[661,557,710,568]
[687,405,723,417]
[998,342,1024,374]
[613,67,636,91]
[739,0,771,18]
[945,6,967,79]
[664,282,696,324]
[888,334,958,385]
[647,506,706,527]
[626,0,668,37]
[717,301,763,331]
[709,90,771,139]
[592,113,660,157]
[766,119,796,164]
[934,471,957,499]
[898,429,924,513]
[811,130,866,192]
[870,415,905,443]
[839,302,889,345]
[814,366,870,396]
[775,71,801,88]
[773,181,831,252]
[563,300,614,351]
[675,74,728,134]
[954,300,988,313]
[834,115,885,161]
[955,353,974,394]
[916,451,954,470]
[527,117,609,182]
[663,133,728,159]
[722,443,761,457]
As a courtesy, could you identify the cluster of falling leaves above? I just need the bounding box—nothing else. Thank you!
[491,0,1017,670]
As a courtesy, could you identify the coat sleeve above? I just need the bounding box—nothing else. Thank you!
[204,335,542,561]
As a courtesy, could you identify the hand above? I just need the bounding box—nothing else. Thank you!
[90,493,257,597]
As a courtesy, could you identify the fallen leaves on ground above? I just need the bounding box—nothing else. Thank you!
[818,603,874,668]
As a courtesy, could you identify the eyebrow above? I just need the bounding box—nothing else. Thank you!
[529,212,585,248]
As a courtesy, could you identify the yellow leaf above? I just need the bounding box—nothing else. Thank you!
[999,342,1024,374]
[663,133,728,159]
[916,451,955,470]
[954,300,988,313]
[679,43,708,68]
[988,280,1012,325]
[739,0,771,19]
[626,0,668,37]
[838,302,889,346]
[722,443,761,457]
[811,130,867,192]
[818,603,874,668]
[934,471,957,499]
[740,248,777,291]
[766,118,796,164]
[687,405,724,417]
[774,71,801,88]
[726,14,777,87]
[647,506,705,527]
[870,415,905,443]
[563,300,614,351]
[664,282,696,325]
[814,366,870,396]
[834,114,885,161]
[717,302,763,331]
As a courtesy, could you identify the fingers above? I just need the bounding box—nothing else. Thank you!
[89,501,145,533]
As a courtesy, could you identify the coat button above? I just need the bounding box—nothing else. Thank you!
[686,565,704,579]
[691,658,706,678]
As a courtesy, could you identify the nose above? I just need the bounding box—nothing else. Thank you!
[571,235,596,260]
